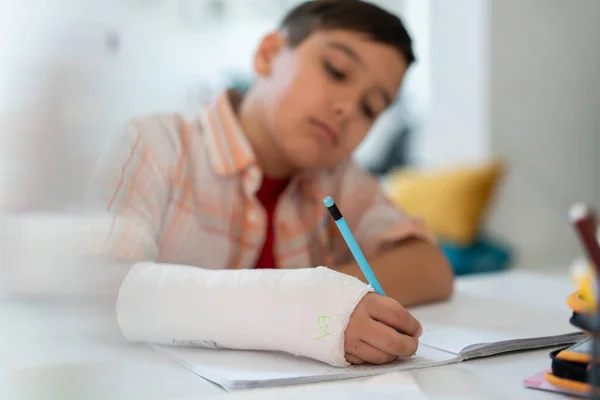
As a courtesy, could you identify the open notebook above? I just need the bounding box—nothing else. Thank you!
[154,287,585,390]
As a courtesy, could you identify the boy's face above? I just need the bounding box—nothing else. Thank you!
[254,29,407,171]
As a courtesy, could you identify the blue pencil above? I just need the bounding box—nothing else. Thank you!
[323,196,386,296]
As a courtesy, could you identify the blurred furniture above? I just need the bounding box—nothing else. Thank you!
[385,160,511,275]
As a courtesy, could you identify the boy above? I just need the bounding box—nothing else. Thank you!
[87,0,453,367]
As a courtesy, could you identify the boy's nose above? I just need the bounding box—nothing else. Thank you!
[333,101,351,120]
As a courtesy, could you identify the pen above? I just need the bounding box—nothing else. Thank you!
[323,196,386,296]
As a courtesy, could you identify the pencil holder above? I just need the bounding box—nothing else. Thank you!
[568,305,600,397]
[588,310,600,398]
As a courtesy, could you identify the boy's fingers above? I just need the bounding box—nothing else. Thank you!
[368,296,422,337]
[347,340,397,365]
[345,354,366,365]
[363,319,419,358]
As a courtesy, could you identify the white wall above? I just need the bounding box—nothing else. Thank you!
[488,0,600,267]
[420,0,600,268]
[0,0,277,209]
[416,0,491,167]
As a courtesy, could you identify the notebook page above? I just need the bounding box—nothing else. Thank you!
[411,290,579,355]
[419,324,513,355]
[153,343,456,390]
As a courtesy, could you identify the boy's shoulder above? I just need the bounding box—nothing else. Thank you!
[125,112,198,148]
[119,112,208,162]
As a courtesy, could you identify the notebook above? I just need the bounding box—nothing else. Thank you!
[154,290,585,390]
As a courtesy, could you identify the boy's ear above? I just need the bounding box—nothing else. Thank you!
[254,32,286,77]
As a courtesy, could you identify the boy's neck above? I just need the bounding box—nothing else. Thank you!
[235,89,295,179]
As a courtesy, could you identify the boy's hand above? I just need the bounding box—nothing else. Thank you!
[344,293,423,365]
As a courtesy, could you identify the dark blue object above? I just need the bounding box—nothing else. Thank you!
[440,235,513,276]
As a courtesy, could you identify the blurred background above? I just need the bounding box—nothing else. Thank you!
[0,0,599,279]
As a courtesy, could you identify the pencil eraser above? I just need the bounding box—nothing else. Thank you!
[323,196,334,208]
[569,203,590,222]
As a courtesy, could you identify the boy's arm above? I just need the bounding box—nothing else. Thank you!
[331,163,454,306]
[335,238,453,306]
[118,262,373,367]
[85,118,173,263]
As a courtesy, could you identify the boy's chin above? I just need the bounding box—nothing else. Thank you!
[281,140,342,170]
[287,153,339,171]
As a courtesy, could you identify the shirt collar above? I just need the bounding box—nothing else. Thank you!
[199,89,339,199]
[200,90,256,176]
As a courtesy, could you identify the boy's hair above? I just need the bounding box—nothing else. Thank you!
[280,0,416,66]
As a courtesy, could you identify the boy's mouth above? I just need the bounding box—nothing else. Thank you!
[311,119,339,146]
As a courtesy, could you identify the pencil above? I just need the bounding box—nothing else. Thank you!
[323,196,386,296]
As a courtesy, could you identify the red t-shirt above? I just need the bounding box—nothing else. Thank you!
[253,176,290,269]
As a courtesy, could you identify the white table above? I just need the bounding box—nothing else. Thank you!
[0,269,579,399]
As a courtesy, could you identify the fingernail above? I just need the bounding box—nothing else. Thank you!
[416,325,423,337]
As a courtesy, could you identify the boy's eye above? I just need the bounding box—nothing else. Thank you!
[361,103,376,120]
[324,61,346,81]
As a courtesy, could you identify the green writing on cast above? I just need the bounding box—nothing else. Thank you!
[314,315,331,340]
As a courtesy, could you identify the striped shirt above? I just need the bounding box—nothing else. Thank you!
[86,90,431,270]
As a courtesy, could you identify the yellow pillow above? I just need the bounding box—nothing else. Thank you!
[385,161,504,245]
